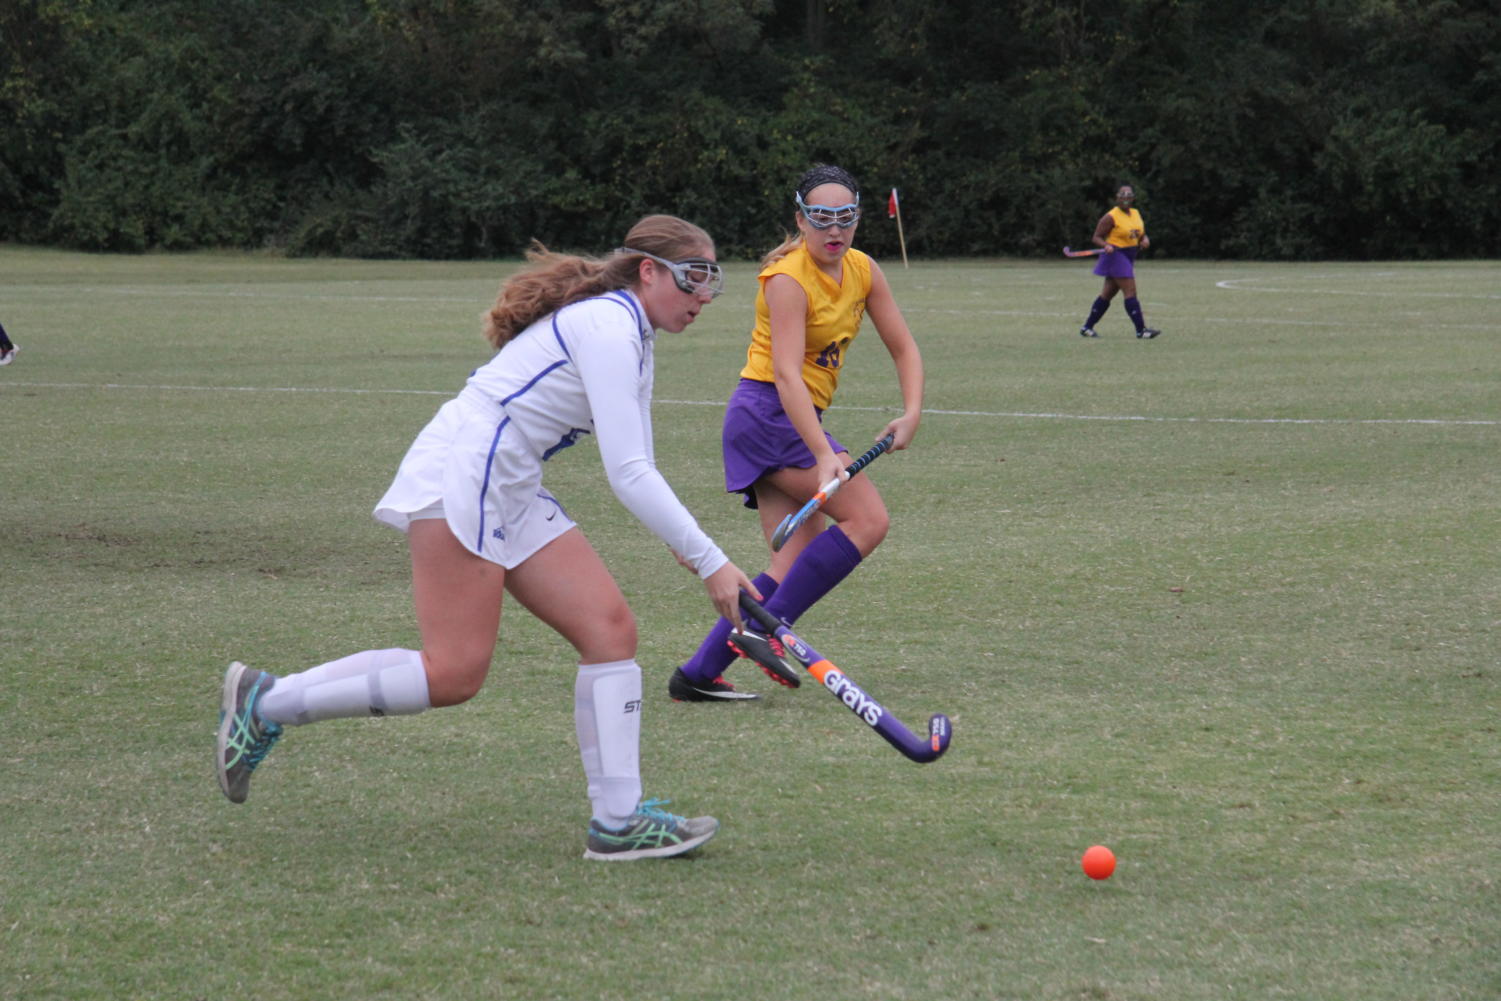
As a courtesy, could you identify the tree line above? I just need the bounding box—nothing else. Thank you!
[2,0,1496,260]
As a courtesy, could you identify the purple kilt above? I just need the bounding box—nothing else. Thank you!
[1092,245,1138,279]
[722,377,845,509]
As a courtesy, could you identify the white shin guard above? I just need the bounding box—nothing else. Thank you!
[258,648,431,726]
[573,659,643,829]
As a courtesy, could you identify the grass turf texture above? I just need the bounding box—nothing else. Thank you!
[2,247,1498,1000]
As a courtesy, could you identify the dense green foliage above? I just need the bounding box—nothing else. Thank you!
[3,0,1497,259]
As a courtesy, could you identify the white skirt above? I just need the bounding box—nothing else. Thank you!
[373,396,577,569]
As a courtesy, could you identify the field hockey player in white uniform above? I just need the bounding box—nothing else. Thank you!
[216,215,760,861]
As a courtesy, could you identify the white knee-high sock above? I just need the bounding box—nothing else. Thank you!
[573,659,643,829]
[258,648,431,726]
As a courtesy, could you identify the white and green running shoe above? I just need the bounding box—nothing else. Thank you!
[217,661,283,804]
[583,799,719,861]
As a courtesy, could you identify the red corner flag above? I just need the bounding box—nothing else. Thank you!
[888,188,908,268]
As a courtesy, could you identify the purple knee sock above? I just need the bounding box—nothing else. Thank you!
[763,525,863,626]
[1124,296,1145,332]
[679,572,780,682]
[1085,296,1110,328]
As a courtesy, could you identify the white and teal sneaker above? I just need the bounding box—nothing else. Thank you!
[583,799,719,861]
[217,661,283,803]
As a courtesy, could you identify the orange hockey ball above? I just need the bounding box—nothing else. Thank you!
[1081,845,1116,880]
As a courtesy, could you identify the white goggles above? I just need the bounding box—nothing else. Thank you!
[621,248,725,298]
[796,192,861,230]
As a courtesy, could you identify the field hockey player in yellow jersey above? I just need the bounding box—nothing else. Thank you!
[670,164,925,702]
[1078,184,1161,339]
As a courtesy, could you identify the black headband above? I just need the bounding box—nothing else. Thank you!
[796,165,860,200]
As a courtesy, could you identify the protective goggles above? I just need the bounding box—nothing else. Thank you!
[621,248,725,298]
[795,192,861,230]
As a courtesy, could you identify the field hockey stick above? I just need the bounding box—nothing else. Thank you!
[1062,246,1104,258]
[770,434,895,551]
[738,593,952,764]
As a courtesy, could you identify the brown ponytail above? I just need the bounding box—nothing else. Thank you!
[481,215,715,349]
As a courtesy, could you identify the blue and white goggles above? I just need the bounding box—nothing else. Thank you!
[621,248,725,298]
[796,192,861,230]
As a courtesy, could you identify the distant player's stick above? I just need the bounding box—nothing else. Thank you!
[1062,246,1104,258]
[770,434,895,551]
[738,593,953,764]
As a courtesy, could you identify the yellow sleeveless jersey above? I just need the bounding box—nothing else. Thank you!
[1104,206,1145,248]
[740,244,872,410]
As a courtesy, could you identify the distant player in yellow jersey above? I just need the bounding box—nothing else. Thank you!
[1079,184,1161,340]
[670,164,926,702]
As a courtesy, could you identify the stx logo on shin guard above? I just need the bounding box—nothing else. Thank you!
[623,699,643,714]
[821,668,884,727]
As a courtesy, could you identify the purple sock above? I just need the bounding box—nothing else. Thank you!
[1124,296,1145,332]
[1084,296,1110,328]
[679,572,780,682]
[763,525,863,625]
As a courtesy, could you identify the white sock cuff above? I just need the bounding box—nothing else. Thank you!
[576,658,639,676]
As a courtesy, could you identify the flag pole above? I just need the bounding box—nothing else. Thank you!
[888,188,909,269]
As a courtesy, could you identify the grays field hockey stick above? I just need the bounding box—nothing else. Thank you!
[1062,246,1104,258]
[770,434,895,551]
[738,593,953,764]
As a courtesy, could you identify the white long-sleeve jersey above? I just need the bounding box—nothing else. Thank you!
[464,289,728,579]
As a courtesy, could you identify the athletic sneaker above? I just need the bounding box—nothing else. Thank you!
[727,627,801,688]
[669,666,758,702]
[217,661,283,803]
[0,344,16,366]
[584,799,719,861]
[1137,328,1161,339]
[1079,326,1098,338]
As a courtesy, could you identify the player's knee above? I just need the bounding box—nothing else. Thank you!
[423,652,491,707]
[842,505,890,555]
[572,602,638,663]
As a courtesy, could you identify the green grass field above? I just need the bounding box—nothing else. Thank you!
[2,246,1498,1000]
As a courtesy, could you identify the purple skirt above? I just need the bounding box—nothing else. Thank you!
[1092,245,1138,279]
[722,378,845,509]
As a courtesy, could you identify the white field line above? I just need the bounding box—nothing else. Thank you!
[4,381,1498,427]
[10,278,1501,328]
[900,306,1501,331]
[3,284,477,303]
[10,267,1501,303]
[1215,274,1501,299]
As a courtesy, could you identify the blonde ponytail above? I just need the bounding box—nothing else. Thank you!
[759,232,804,269]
